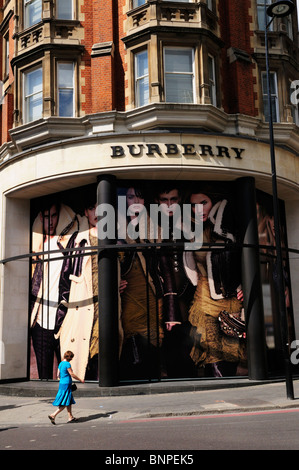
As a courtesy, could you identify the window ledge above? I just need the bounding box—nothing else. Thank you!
[125,102,228,132]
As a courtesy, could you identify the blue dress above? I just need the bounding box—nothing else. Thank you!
[52,361,75,407]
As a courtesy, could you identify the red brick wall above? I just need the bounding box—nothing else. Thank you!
[80,0,126,114]
[114,0,126,111]
[219,0,258,117]
[80,0,93,115]
[1,15,14,145]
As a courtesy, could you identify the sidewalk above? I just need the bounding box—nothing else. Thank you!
[1,378,299,425]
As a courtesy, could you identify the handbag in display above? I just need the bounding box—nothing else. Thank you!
[71,383,77,392]
[218,310,246,339]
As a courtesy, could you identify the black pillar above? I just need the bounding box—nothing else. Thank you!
[97,175,119,387]
[235,177,268,380]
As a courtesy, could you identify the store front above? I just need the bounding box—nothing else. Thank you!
[0,129,298,385]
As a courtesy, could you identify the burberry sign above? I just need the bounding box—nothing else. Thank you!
[110,143,245,159]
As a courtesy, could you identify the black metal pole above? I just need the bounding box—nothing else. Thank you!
[97,174,119,387]
[235,177,268,380]
[265,4,294,399]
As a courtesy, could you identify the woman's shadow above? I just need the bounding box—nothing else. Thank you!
[74,411,118,423]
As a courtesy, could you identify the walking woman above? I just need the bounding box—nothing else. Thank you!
[48,350,84,424]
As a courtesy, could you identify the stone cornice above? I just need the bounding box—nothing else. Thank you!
[3,105,298,165]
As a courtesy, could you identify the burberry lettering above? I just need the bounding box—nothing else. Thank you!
[110,143,245,159]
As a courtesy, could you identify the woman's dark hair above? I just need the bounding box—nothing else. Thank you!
[184,183,221,206]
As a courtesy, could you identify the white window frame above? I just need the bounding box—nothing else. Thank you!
[262,71,279,123]
[24,0,42,29]
[134,50,149,107]
[23,65,43,123]
[57,0,74,20]
[164,47,196,104]
[57,62,75,117]
[208,54,217,106]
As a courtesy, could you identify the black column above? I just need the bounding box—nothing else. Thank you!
[97,175,119,386]
[235,177,268,380]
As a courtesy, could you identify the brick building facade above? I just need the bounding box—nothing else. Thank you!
[0,0,298,386]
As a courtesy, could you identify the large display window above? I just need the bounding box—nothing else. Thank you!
[256,190,295,375]
[29,179,294,383]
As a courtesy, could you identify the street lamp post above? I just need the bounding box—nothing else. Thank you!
[264,0,295,399]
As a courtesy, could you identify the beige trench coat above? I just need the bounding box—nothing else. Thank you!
[55,218,94,381]
[56,218,124,381]
[30,204,82,329]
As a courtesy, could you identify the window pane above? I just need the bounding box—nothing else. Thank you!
[58,63,74,88]
[58,63,74,117]
[28,93,43,121]
[257,6,265,29]
[165,75,193,103]
[208,56,215,83]
[262,72,278,123]
[24,67,43,123]
[25,0,42,28]
[25,68,42,96]
[165,50,192,73]
[208,55,216,106]
[5,36,9,76]
[262,72,277,96]
[136,76,149,107]
[165,49,194,103]
[262,72,268,92]
[263,96,278,122]
[282,16,293,40]
[57,0,73,19]
[59,90,74,117]
[257,1,273,31]
[136,51,148,77]
[135,51,149,107]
